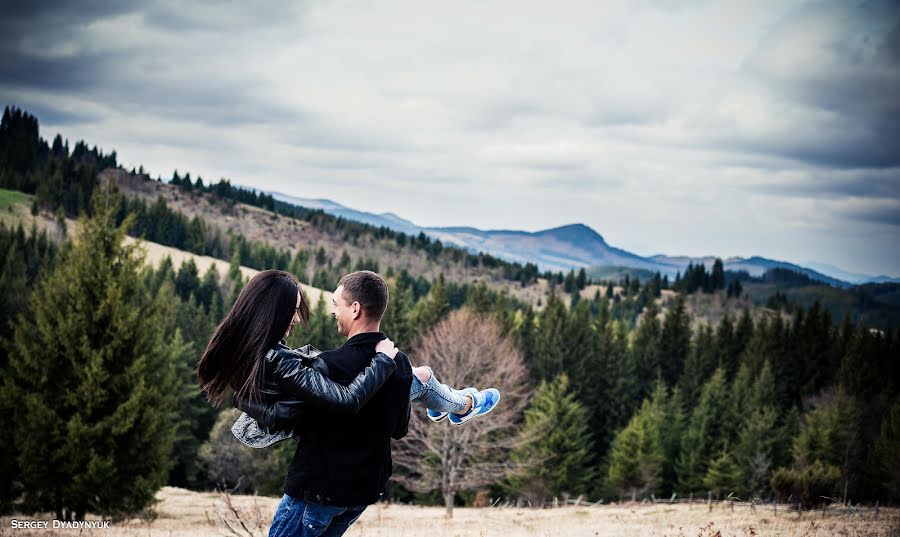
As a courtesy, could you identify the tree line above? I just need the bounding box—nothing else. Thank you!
[1,105,898,517]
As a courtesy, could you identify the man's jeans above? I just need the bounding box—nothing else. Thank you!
[268,494,366,537]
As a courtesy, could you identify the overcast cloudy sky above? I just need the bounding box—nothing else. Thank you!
[1,0,898,276]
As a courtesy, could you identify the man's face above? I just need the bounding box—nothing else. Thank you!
[332,285,358,337]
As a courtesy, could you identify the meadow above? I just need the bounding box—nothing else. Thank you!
[2,487,897,537]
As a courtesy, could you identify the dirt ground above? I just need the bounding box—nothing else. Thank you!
[2,487,897,537]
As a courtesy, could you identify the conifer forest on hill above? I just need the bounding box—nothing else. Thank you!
[1,106,898,520]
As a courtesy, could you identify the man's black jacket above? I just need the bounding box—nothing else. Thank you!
[284,331,413,506]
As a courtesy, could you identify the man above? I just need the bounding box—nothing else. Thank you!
[268,271,413,537]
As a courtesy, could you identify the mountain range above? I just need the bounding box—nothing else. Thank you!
[270,191,896,287]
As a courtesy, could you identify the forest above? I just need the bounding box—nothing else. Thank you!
[0,106,898,519]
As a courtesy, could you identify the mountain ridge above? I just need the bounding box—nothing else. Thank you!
[268,191,890,286]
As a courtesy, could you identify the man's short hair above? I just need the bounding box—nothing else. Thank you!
[338,270,389,321]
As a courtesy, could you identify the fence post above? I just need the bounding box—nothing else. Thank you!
[730,499,734,512]
[708,491,712,512]
[773,499,777,516]
[689,492,693,510]
[821,502,826,517]
[875,501,879,520]
[797,502,802,518]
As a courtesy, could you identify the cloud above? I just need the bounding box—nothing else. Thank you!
[740,0,900,167]
[0,0,898,276]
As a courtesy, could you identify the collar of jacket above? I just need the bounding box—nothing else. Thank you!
[342,331,385,346]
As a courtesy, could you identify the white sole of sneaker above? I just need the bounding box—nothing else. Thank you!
[450,391,501,426]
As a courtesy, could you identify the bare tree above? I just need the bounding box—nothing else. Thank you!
[393,309,534,517]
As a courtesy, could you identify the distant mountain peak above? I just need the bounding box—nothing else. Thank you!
[537,223,607,245]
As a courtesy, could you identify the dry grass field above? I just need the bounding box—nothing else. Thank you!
[2,487,897,537]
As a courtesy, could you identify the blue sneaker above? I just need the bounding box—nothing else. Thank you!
[426,388,477,423]
[448,388,501,425]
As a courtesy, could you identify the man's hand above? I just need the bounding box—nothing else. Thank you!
[375,337,399,359]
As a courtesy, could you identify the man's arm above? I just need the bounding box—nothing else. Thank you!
[391,352,413,440]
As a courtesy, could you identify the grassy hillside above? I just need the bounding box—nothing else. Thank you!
[1,486,895,537]
[0,188,31,210]
[0,191,334,306]
[107,169,550,304]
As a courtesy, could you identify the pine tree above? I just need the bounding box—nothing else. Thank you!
[791,389,862,499]
[382,282,413,349]
[659,295,691,386]
[161,329,216,489]
[5,191,178,519]
[676,368,729,492]
[703,449,741,497]
[411,274,450,337]
[531,293,568,382]
[509,375,595,502]
[660,386,687,494]
[873,398,900,502]
[175,257,200,300]
[631,301,662,402]
[302,294,342,350]
[607,398,664,500]
[562,301,597,394]
[465,281,492,315]
[710,259,725,291]
[679,323,717,403]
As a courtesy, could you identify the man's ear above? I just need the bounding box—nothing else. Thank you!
[352,301,362,320]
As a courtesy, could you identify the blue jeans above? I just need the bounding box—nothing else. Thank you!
[408,366,469,413]
[268,494,366,537]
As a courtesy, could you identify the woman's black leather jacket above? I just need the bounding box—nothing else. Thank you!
[234,342,395,433]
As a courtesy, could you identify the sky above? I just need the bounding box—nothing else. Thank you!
[1,0,898,277]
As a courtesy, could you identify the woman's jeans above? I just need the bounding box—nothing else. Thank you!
[268,493,366,537]
[408,366,469,413]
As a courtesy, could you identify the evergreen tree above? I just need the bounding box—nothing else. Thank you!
[710,259,725,291]
[575,268,587,290]
[512,306,537,366]
[659,295,691,386]
[465,281,492,315]
[607,398,664,500]
[660,386,687,494]
[175,257,200,300]
[382,282,413,349]
[411,274,450,337]
[873,398,900,502]
[608,320,641,434]
[5,192,178,518]
[196,265,220,312]
[562,300,597,394]
[791,389,862,499]
[676,368,729,492]
[631,301,662,402]
[160,328,216,489]
[714,314,740,379]
[703,449,741,497]
[679,323,717,403]
[302,294,342,350]
[531,293,568,382]
[509,375,595,502]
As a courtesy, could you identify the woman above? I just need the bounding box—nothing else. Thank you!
[197,269,399,422]
[196,270,499,448]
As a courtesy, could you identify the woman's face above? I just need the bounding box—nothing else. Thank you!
[284,290,302,339]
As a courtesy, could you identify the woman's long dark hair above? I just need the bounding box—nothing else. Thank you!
[197,269,310,408]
